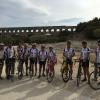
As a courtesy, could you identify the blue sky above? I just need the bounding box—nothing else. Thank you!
[0,0,100,27]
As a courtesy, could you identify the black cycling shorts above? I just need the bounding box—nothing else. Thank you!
[39,61,46,66]
[30,58,37,64]
[66,59,73,65]
[81,60,89,68]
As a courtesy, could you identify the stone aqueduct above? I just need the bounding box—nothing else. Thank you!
[0,26,76,35]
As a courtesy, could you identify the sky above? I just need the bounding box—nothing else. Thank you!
[0,0,100,27]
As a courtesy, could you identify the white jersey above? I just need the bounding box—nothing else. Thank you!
[80,47,90,61]
[29,48,38,58]
[5,47,15,59]
[95,48,100,63]
[18,47,25,59]
[0,49,4,59]
[64,48,75,59]
[47,50,56,61]
[39,50,47,61]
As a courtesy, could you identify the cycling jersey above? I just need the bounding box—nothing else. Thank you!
[29,48,38,58]
[63,48,75,60]
[18,47,24,60]
[95,48,100,63]
[47,50,56,63]
[5,47,15,59]
[38,50,47,62]
[80,47,90,62]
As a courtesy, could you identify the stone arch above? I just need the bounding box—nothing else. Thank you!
[17,30,20,33]
[31,29,34,32]
[21,30,24,33]
[0,30,2,33]
[9,30,11,33]
[62,28,66,31]
[46,29,49,32]
[41,29,44,32]
[26,29,29,33]
[51,29,54,32]
[13,30,16,33]
[56,29,60,32]
[73,28,76,31]
[68,28,71,32]
[35,29,39,32]
[4,30,7,33]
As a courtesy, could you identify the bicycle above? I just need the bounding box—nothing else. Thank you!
[61,59,73,83]
[89,62,100,90]
[76,59,83,87]
[18,60,24,80]
[46,61,55,83]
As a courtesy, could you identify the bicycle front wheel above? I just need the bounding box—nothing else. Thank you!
[47,71,54,83]
[61,68,70,83]
[89,71,100,90]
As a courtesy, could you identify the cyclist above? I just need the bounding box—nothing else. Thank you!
[94,40,100,80]
[29,43,38,77]
[63,40,75,80]
[24,43,30,76]
[4,44,16,80]
[80,41,90,82]
[46,45,57,75]
[38,45,48,78]
[0,43,5,80]
[17,43,25,78]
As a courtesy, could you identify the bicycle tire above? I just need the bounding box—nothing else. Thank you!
[89,71,100,90]
[76,63,82,87]
[61,68,70,83]
[47,71,54,83]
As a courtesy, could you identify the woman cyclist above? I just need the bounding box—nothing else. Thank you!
[46,45,57,76]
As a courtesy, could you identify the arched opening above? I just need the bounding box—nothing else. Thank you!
[9,30,11,33]
[46,29,49,32]
[4,30,7,33]
[17,30,20,33]
[31,29,34,32]
[73,28,76,32]
[35,29,39,32]
[68,28,71,32]
[0,30,2,33]
[56,29,60,32]
[22,30,24,33]
[26,30,29,33]
[51,29,54,32]
[62,28,66,31]
[41,29,44,32]
[13,30,16,33]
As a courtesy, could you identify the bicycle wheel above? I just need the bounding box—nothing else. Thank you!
[76,65,82,87]
[77,75,81,87]
[62,68,70,83]
[47,71,54,83]
[89,71,100,90]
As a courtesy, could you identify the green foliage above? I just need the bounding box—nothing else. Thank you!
[0,30,73,44]
[76,17,100,39]
[93,29,100,38]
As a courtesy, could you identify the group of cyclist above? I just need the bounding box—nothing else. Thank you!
[63,40,100,84]
[0,39,100,83]
[0,43,57,80]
